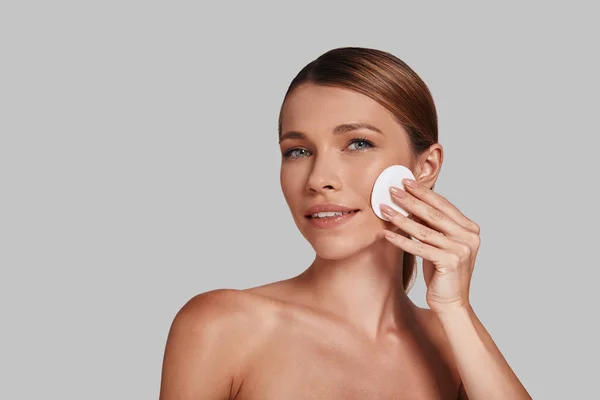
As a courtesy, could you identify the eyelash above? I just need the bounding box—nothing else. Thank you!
[283,137,375,159]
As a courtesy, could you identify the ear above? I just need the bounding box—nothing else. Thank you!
[413,143,444,190]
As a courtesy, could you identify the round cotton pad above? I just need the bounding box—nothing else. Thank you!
[371,165,416,221]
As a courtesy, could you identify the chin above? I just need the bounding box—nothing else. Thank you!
[305,230,379,260]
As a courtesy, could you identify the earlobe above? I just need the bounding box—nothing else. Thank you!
[413,169,431,189]
[414,163,434,187]
[416,144,443,189]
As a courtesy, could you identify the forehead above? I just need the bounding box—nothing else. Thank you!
[281,83,404,136]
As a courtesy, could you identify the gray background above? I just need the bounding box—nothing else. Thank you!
[1,2,598,399]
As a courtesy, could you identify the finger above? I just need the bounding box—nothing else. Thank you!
[389,186,466,239]
[423,258,435,288]
[382,229,458,272]
[401,179,480,234]
[380,204,456,251]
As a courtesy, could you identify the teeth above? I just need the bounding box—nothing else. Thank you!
[310,211,354,218]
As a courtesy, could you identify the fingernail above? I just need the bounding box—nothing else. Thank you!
[380,204,396,216]
[390,186,406,198]
[403,179,418,188]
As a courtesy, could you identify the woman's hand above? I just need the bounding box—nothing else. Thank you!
[379,179,481,315]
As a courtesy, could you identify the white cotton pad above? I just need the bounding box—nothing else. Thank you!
[371,165,416,221]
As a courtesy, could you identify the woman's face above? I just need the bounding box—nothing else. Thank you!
[279,83,417,260]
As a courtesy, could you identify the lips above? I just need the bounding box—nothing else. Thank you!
[304,203,360,218]
[305,205,360,230]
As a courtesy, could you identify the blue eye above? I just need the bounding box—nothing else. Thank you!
[282,137,375,160]
[283,148,311,159]
[347,138,374,151]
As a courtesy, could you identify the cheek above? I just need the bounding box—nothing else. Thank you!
[280,168,303,205]
[345,162,387,201]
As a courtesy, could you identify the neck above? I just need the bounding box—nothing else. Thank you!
[294,238,418,341]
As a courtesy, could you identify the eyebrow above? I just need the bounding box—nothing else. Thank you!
[279,122,384,144]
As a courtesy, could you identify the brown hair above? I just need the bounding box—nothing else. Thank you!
[277,47,439,293]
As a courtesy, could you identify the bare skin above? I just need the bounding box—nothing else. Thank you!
[241,280,462,399]
[160,84,470,399]
[160,285,463,400]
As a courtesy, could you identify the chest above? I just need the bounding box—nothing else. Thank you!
[233,331,459,400]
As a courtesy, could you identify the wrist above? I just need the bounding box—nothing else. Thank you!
[433,303,474,323]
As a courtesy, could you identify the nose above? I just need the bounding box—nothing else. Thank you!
[306,154,342,194]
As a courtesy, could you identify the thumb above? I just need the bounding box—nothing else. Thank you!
[423,258,435,288]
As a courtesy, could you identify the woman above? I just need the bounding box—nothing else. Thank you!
[159,47,531,399]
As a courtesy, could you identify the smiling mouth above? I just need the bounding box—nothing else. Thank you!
[306,210,360,219]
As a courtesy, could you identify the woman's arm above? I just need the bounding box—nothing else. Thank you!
[380,179,532,399]
[437,306,531,400]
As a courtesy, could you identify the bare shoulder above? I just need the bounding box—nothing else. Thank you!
[159,288,279,400]
[180,288,273,321]
[415,306,457,357]
[413,306,464,395]
[170,287,281,356]
[413,305,450,343]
